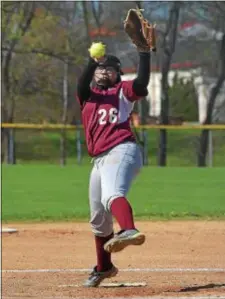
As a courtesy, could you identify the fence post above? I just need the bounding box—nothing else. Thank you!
[208,130,213,167]
[8,128,16,164]
[76,127,82,165]
[142,129,149,165]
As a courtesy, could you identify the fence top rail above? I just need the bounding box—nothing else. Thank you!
[1,123,225,130]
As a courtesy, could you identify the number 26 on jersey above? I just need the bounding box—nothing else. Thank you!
[98,108,118,125]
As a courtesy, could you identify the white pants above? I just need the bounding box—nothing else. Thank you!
[89,141,143,237]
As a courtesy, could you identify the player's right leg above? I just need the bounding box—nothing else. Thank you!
[99,141,145,253]
[83,164,118,287]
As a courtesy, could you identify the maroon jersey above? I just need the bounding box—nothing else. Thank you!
[77,80,142,157]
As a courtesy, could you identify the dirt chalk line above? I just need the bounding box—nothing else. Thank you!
[2,267,225,273]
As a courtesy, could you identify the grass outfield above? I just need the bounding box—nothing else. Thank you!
[2,165,225,222]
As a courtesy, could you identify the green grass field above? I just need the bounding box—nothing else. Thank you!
[2,165,225,222]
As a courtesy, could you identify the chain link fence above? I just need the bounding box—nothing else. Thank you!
[1,125,225,167]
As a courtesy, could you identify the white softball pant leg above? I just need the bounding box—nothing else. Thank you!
[89,164,113,237]
[89,142,143,237]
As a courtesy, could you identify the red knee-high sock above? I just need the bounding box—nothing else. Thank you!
[95,233,113,272]
[110,197,135,230]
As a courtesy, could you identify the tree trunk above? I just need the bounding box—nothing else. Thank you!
[158,2,181,166]
[60,59,69,166]
[1,2,35,164]
[82,1,91,44]
[158,85,169,166]
[197,34,225,167]
[91,1,102,30]
[198,129,209,167]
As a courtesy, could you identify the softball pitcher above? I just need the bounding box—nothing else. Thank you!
[76,9,156,287]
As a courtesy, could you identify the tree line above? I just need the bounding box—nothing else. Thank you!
[1,1,225,166]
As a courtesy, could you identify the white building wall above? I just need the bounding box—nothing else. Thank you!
[122,69,216,123]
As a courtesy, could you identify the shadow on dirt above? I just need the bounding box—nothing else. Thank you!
[179,283,225,292]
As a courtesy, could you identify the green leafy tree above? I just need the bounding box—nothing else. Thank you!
[1,3,85,164]
[169,73,198,122]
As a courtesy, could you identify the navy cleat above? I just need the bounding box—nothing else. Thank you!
[83,264,118,287]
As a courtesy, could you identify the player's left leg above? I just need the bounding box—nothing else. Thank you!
[99,141,145,253]
[84,163,118,287]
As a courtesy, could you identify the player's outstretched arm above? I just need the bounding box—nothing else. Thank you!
[132,51,151,96]
[77,58,98,107]
[77,43,106,107]
[123,8,156,98]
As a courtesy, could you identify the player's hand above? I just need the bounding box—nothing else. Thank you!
[94,56,106,64]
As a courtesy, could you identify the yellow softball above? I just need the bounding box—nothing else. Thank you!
[88,42,106,59]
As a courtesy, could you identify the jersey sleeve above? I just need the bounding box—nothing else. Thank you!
[121,80,148,102]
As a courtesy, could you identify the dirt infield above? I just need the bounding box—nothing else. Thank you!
[2,221,225,298]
